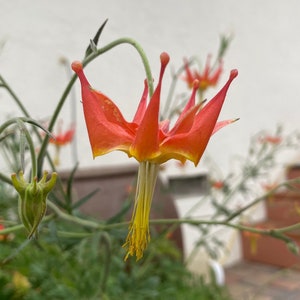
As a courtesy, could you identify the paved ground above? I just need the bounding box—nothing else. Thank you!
[225,261,300,300]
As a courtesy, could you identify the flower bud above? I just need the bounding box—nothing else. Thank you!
[11,171,57,238]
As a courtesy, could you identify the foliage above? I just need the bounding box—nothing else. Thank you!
[0,183,231,299]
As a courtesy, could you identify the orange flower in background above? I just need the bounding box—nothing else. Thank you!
[183,55,223,92]
[49,123,75,146]
[211,180,225,190]
[259,135,282,145]
[72,53,237,260]
[49,122,75,166]
[0,223,7,241]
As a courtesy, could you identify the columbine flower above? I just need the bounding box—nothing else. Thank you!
[183,55,223,92]
[49,122,75,166]
[71,53,237,260]
[259,135,282,145]
[49,124,75,146]
[11,171,57,238]
[211,180,225,190]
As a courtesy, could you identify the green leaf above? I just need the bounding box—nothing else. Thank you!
[85,19,108,58]
[71,188,100,210]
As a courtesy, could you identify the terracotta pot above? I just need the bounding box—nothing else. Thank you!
[266,191,300,224]
[286,164,300,189]
[241,221,300,269]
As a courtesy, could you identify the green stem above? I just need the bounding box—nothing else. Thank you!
[0,117,68,213]
[37,74,76,175]
[0,117,40,178]
[1,212,299,250]
[0,172,12,185]
[45,197,300,240]
[83,37,154,96]
[54,230,93,238]
[16,120,37,179]
[0,117,29,133]
[0,224,24,234]
[0,74,31,117]
[149,218,298,245]
[226,178,300,222]
[47,201,101,229]
[0,214,55,235]
[2,117,56,175]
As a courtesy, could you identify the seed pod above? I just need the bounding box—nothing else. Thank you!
[11,171,57,238]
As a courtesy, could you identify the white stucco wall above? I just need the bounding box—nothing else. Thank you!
[1,0,300,266]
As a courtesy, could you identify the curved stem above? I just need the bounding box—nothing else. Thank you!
[43,198,300,241]
[0,239,32,266]
[0,172,11,185]
[47,201,101,229]
[0,117,40,178]
[37,74,77,175]
[83,37,154,96]
[0,74,31,117]
[1,210,299,252]
[0,117,29,134]
[16,120,37,179]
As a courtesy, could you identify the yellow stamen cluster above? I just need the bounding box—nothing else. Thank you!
[123,162,159,260]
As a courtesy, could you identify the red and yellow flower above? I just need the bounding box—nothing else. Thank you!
[183,55,223,92]
[72,53,237,260]
[49,122,75,166]
[49,124,75,147]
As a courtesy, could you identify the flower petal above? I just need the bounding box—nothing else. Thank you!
[212,118,239,135]
[183,58,194,88]
[132,80,149,125]
[71,61,135,158]
[159,70,238,165]
[168,80,199,135]
[130,53,170,161]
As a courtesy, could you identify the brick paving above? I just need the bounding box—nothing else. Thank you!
[225,261,300,300]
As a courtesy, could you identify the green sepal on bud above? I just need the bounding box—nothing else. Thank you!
[11,170,57,238]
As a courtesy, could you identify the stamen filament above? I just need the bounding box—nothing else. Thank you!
[123,161,159,260]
